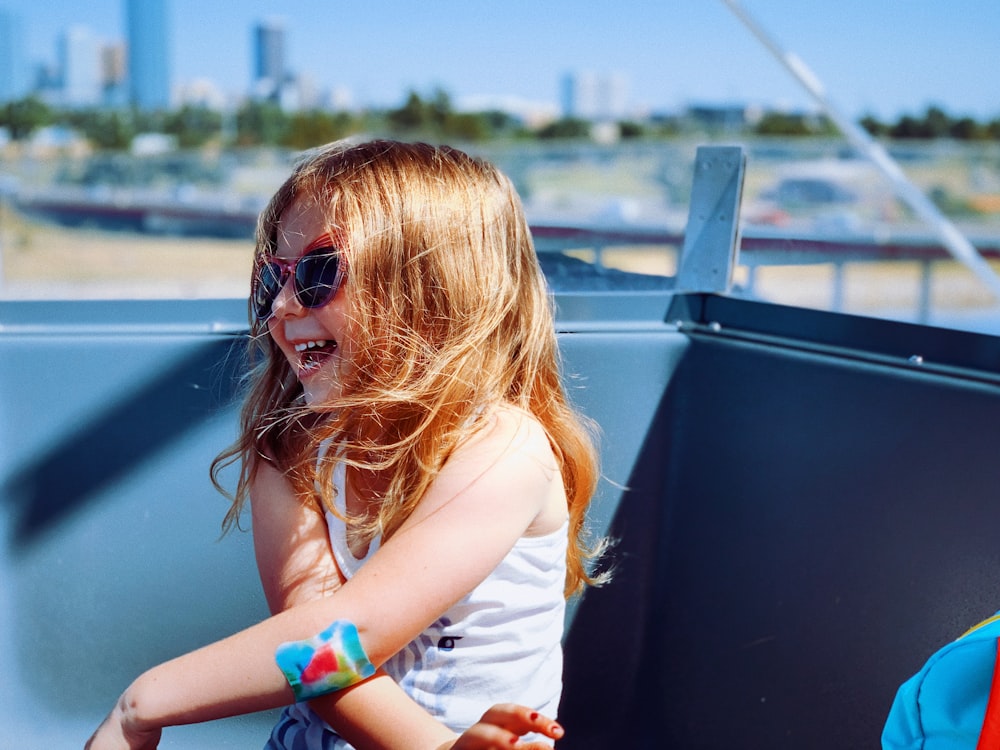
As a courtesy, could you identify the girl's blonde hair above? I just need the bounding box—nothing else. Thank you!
[213,139,601,597]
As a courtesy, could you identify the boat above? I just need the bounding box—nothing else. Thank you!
[4,145,1000,747]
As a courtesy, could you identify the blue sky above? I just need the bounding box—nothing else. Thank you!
[4,0,999,120]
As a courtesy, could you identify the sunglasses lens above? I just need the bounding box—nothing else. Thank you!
[254,261,283,319]
[295,249,341,308]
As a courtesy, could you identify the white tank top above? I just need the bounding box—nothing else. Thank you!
[325,459,568,733]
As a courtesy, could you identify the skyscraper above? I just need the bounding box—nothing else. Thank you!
[61,25,101,107]
[254,19,285,83]
[561,71,600,120]
[253,18,286,101]
[0,9,29,103]
[101,42,128,107]
[125,0,171,110]
[561,71,631,121]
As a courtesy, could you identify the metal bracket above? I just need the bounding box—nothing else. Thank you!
[675,145,746,294]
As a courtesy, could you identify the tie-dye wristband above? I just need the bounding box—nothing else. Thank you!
[275,620,377,701]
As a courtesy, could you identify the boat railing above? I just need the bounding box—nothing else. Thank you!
[532,222,1000,324]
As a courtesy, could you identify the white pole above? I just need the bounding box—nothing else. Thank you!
[720,0,1000,300]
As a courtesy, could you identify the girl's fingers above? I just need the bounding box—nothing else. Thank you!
[451,704,565,749]
[476,704,565,740]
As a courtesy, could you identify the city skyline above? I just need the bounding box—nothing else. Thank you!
[2,0,999,121]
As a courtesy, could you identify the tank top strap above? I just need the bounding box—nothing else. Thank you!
[324,459,381,579]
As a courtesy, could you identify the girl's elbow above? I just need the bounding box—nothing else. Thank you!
[117,674,164,736]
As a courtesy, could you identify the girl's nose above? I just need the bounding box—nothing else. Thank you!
[270,276,304,319]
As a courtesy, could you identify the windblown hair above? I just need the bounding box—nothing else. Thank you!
[213,139,601,597]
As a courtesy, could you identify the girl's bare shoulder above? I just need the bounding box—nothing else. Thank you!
[443,403,567,535]
[462,402,556,468]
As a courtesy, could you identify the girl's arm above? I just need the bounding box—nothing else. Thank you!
[309,675,564,750]
[251,459,455,749]
[253,459,565,750]
[249,456,345,613]
[88,410,565,748]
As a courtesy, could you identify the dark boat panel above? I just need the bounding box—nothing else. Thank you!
[561,296,1000,748]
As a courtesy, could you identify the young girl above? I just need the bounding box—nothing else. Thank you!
[86,140,602,749]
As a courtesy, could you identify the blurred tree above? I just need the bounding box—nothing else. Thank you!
[283,110,360,149]
[1,96,54,140]
[889,106,961,140]
[859,114,889,137]
[535,118,590,139]
[754,112,814,136]
[890,115,924,139]
[949,117,986,140]
[9,94,1000,152]
[63,109,134,149]
[90,110,135,150]
[427,88,450,130]
[235,100,288,146]
[134,109,169,134]
[443,112,491,141]
[923,106,951,138]
[618,120,646,139]
[165,105,223,148]
[385,87,508,141]
[388,91,427,132]
[480,109,523,136]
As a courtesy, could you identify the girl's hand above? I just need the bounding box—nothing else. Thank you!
[447,704,565,749]
[84,698,162,750]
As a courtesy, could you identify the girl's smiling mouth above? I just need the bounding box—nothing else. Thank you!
[294,339,339,375]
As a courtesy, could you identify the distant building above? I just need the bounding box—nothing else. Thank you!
[176,78,227,110]
[253,18,286,102]
[251,17,316,111]
[0,9,30,103]
[32,62,62,104]
[282,72,323,111]
[327,85,355,112]
[561,71,596,120]
[684,103,761,133]
[125,0,171,110]
[101,42,128,107]
[60,25,102,107]
[456,94,558,129]
[561,71,630,121]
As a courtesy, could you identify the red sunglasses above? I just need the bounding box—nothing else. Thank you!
[253,238,346,320]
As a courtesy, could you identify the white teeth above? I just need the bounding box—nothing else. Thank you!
[294,340,333,353]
